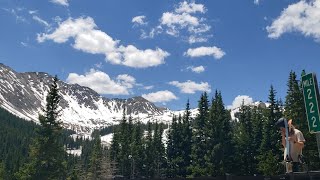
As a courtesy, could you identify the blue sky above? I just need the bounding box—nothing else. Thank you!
[1,0,320,110]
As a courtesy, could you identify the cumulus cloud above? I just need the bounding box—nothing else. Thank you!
[132,15,147,25]
[160,1,210,37]
[66,69,136,95]
[267,0,320,41]
[175,1,205,14]
[37,17,169,68]
[51,0,69,6]
[185,46,226,59]
[142,90,178,103]
[227,95,254,110]
[169,80,211,94]
[187,66,205,73]
[136,1,211,43]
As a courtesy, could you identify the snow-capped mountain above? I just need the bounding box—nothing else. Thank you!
[0,63,189,134]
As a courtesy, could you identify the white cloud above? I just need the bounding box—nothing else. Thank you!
[51,0,69,6]
[118,45,169,68]
[37,17,169,68]
[142,90,178,103]
[132,15,147,25]
[227,95,254,110]
[187,66,205,73]
[28,10,38,15]
[175,1,205,14]
[66,69,136,95]
[169,80,211,94]
[254,0,260,5]
[188,35,208,44]
[137,1,211,42]
[160,11,210,36]
[267,0,320,41]
[32,15,49,27]
[161,12,200,28]
[185,46,226,59]
[116,74,136,89]
[143,85,154,90]
[3,8,27,23]
[160,1,210,36]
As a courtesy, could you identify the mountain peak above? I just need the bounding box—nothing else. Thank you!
[0,63,168,134]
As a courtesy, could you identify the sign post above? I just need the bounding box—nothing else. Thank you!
[301,72,320,158]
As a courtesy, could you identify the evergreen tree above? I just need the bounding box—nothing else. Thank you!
[0,161,5,179]
[118,108,131,177]
[205,91,235,176]
[190,92,209,177]
[258,85,282,175]
[234,103,256,175]
[144,121,155,178]
[179,100,192,177]
[166,116,178,178]
[110,125,120,170]
[153,121,166,178]
[285,71,320,170]
[16,76,67,180]
[251,106,264,173]
[87,130,103,179]
[130,120,144,178]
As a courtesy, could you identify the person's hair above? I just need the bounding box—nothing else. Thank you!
[289,124,295,136]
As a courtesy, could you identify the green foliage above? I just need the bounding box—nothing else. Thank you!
[205,91,235,176]
[130,120,145,178]
[0,107,38,178]
[189,92,209,177]
[0,161,5,179]
[258,85,283,175]
[2,70,318,178]
[87,130,103,179]
[16,76,67,179]
[285,71,320,170]
[234,104,256,175]
[175,100,193,177]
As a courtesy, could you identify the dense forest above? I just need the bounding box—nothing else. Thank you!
[0,71,320,179]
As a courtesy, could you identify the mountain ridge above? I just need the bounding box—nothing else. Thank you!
[0,63,173,134]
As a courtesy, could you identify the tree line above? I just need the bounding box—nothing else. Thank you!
[108,70,320,178]
[1,71,319,179]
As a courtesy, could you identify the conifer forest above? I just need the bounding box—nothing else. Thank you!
[1,71,320,179]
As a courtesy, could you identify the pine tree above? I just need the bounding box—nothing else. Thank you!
[251,106,264,173]
[166,115,178,178]
[16,76,67,179]
[130,120,144,178]
[153,121,166,178]
[190,92,209,177]
[258,85,282,175]
[205,91,235,176]
[234,103,255,175]
[144,121,155,178]
[180,100,192,177]
[87,130,103,179]
[118,108,131,177]
[0,161,5,179]
[285,71,320,170]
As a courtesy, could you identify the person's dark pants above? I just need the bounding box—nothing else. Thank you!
[292,162,300,172]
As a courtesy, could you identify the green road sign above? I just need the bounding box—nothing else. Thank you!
[302,73,320,133]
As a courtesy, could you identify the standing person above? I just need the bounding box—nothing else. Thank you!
[275,118,306,172]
